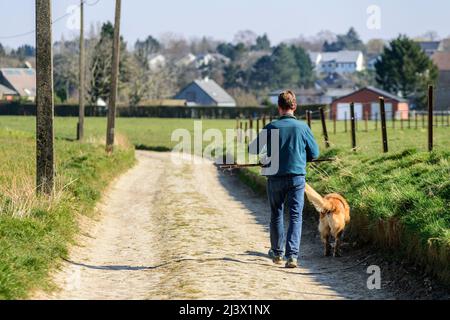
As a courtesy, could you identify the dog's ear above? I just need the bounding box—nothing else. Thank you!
[305,183,327,212]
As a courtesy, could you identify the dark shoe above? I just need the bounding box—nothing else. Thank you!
[285,257,298,268]
[268,249,284,265]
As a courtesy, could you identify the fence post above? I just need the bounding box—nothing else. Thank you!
[306,110,311,128]
[319,107,330,148]
[350,102,356,151]
[379,97,388,153]
[428,85,433,152]
[364,111,368,132]
[333,112,337,134]
[422,113,425,128]
[244,121,248,145]
[400,112,404,130]
[249,117,253,141]
[239,120,243,144]
[415,112,418,130]
[344,112,348,133]
[375,112,378,131]
[407,111,410,129]
[256,117,260,134]
[262,115,267,127]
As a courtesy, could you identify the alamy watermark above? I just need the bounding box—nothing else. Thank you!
[367,5,382,30]
[170,121,280,175]
[367,265,381,290]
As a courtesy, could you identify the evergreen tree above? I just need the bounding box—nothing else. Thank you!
[252,34,271,51]
[375,35,438,108]
[290,45,315,87]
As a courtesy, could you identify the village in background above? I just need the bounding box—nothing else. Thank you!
[0,26,449,119]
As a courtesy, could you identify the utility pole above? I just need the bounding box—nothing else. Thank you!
[77,0,85,141]
[106,0,122,153]
[36,0,54,194]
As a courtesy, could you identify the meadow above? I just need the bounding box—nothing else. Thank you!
[0,115,449,297]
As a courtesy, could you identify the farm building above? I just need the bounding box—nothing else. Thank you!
[174,78,236,107]
[432,52,450,111]
[330,86,409,120]
[0,67,36,102]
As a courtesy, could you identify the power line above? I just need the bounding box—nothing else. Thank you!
[0,0,101,40]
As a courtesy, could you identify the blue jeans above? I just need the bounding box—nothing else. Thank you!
[267,175,305,260]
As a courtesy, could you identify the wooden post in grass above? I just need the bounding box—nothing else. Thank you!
[244,121,248,145]
[392,109,396,129]
[375,112,378,131]
[415,112,418,130]
[364,111,368,132]
[306,110,311,128]
[408,111,411,129]
[333,112,337,134]
[256,117,260,134]
[77,0,85,141]
[344,112,348,133]
[400,112,404,130]
[36,0,55,194]
[106,0,122,153]
[379,97,388,153]
[319,107,330,148]
[239,120,243,143]
[249,116,253,141]
[428,85,433,152]
[350,102,356,151]
[262,115,266,127]
[422,113,425,128]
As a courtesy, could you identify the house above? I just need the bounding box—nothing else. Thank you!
[269,87,354,106]
[0,68,36,102]
[148,54,166,70]
[175,53,197,67]
[308,51,365,74]
[315,72,356,90]
[416,41,442,57]
[195,53,230,68]
[330,86,409,120]
[0,84,19,101]
[174,78,236,107]
[432,52,450,110]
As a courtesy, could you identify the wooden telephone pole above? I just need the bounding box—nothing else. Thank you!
[77,0,85,141]
[36,0,54,194]
[106,0,122,153]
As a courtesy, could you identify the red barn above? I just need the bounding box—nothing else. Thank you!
[330,86,409,120]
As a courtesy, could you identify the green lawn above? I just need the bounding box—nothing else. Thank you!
[0,126,135,299]
[0,115,449,296]
[0,116,448,154]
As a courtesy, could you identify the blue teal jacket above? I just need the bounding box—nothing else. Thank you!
[249,115,320,176]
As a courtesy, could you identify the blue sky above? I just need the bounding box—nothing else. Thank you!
[0,0,449,48]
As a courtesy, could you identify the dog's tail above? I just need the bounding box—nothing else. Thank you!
[305,183,332,213]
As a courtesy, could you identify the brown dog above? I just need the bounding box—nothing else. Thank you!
[304,183,350,257]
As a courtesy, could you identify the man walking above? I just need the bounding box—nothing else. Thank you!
[249,91,320,268]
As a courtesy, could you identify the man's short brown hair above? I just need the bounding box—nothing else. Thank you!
[278,90,297,110]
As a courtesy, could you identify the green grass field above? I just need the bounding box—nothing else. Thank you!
[0,125,135,299]
[0,115,449,297]
[0,116,448,154]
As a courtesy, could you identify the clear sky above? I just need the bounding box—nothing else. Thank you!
[0,0,449,48]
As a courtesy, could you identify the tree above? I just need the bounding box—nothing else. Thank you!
[290,45,314,87]
[12,44,36,58]
[134,35,160,60]
[233,30,258,47]
[252,34,271,51]
[323,27,365,52]
[0,43,5,57]
[270,44,299,89]
[375,35,438,108]
[249,55,274,90]
[366,39,385,55]
[88,21,129,104]
[217,42,247,61]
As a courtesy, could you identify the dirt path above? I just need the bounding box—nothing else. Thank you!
[37,151,408,300]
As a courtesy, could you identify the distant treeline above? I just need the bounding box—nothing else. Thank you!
[0,103,327,119]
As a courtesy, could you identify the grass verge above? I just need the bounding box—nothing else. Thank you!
[239,148,450,285]
[0,129,135,299]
